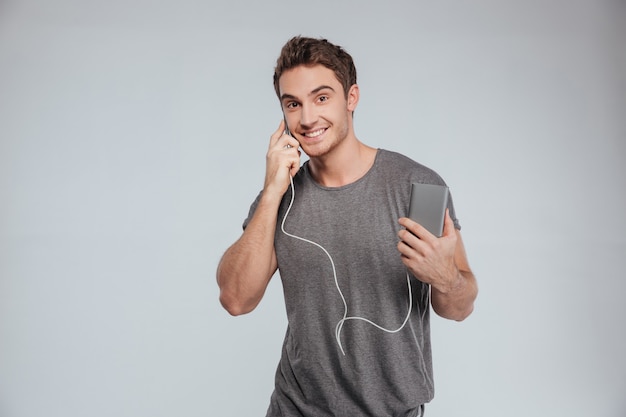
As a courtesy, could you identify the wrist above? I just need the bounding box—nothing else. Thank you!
[259,185,286,207]
[435,269,463,295]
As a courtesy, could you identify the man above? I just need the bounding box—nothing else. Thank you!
[217,36,478,417]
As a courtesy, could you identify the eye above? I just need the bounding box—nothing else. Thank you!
[318,95,329,103]
[285,101,299,109]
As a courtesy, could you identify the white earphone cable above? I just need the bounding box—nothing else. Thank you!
[280,175,416,355]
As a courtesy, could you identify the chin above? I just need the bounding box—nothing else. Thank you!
[301,144,330,159]
[301,133,345,159]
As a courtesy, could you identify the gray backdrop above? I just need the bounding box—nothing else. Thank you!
[1,1,625,416]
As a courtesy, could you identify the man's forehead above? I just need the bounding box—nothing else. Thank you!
[278,64,341,97]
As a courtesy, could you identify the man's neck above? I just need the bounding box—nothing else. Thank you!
[308,139,378,188]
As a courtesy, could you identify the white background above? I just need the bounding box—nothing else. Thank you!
[1,1,625,416]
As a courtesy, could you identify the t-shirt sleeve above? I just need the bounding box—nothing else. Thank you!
[242,190,263,230]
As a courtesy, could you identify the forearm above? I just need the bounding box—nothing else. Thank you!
[430,269,477,321]
[217,195,281,316]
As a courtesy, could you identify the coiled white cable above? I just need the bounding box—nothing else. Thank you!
[280,175,414,355]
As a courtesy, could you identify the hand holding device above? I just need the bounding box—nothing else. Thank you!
[264,120,301,197]
[407,183,449,238]
[398,183,459,290]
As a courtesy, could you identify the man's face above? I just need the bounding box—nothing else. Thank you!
[278,64,358,158]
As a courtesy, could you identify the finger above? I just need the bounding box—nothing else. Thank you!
[398,217,433,241]
[270,119,286,145]
[289,158,301,178]
[397,238,415,259]
[397,222,424,252]
[285,136,301,150]
[288,150,302,177]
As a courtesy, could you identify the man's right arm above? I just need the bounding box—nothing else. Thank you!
[216,193,282,316]
[217,120,300,316]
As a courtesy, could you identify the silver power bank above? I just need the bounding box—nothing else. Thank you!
[408,183,449,237]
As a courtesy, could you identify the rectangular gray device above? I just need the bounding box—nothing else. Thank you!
[408,183,449,237]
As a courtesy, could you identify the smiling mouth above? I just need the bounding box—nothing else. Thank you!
[303,128,327,139]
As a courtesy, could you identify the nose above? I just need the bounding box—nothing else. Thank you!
[299,103,317,128]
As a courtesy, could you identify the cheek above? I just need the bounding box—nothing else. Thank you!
[284,112,300,130]
[337,121,349,139]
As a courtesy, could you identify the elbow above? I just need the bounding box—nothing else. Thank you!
[217,266,252,317]
[433,303,474,322]
[432,284,477,322]
[216,258,269,317]
[445,274,478,322]
[452,304,474,322]
[219,291,256,317]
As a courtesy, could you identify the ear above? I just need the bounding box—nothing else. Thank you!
[346,84,359,112]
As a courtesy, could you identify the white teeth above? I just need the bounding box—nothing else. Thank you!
[305,128,325,138]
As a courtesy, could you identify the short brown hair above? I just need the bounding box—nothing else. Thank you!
[273,36,357,99]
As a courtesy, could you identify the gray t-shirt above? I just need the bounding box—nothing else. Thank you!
[244,149,460,417]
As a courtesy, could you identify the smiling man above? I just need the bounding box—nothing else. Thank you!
[217,36,478,417]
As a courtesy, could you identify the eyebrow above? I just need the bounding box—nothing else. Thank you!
[280,85,336,102]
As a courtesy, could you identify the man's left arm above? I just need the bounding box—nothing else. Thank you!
[398,210,478,321]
